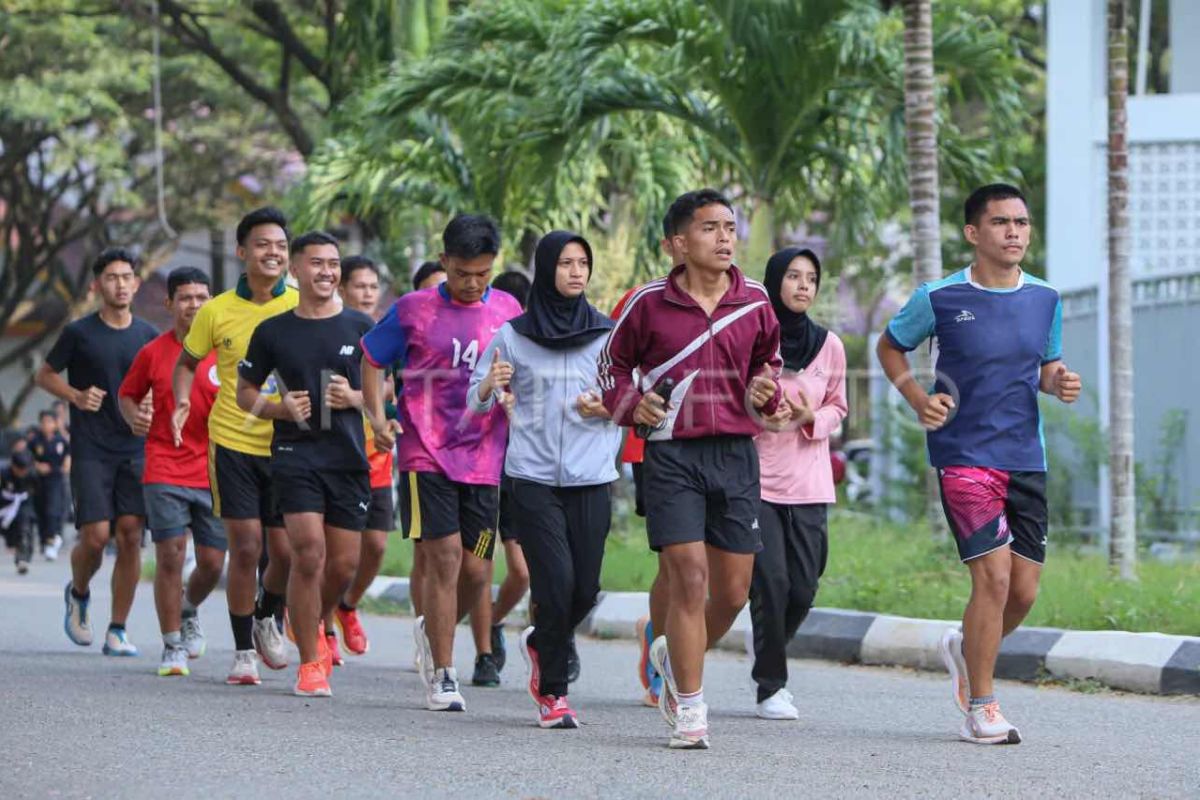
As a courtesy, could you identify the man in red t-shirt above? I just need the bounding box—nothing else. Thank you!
[119,267,222,678]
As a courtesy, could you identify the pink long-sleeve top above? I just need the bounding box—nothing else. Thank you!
[755,333,848,505]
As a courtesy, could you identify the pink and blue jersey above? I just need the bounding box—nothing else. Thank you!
[361,284,522,486]
[885,266,1063,472]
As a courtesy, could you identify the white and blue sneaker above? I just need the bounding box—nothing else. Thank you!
[181,613,206,659]
[102,627,139,657]
[63,581,92,646]
[649,636,678,728]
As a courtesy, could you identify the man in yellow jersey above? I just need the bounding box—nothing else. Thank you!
[171,207,299,686]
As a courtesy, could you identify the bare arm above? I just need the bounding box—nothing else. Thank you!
[1039,359,1081,402]
[35,364,104,411]
[875,335,954,431]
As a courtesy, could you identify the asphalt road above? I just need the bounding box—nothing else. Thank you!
[1,554,1196,799]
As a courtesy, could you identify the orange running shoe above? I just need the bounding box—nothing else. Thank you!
[326,632,345,667]
[335,606,369,655]
[316,623,334,677]
[294,661,331,697]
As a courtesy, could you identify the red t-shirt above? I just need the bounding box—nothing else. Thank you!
[611,288,645,465]
[119,331,218,488]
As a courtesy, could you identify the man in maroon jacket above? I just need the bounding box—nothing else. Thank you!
[600,188,781,750]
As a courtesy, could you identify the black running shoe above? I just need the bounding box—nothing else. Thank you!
[472,652,501,687]
[567,636,581,684]
[490,624,507,673]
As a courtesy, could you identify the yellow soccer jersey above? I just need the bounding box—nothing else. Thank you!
[183,275,298,456]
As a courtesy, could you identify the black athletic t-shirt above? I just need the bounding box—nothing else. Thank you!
[239,309,373,473]
[44,313,157,461]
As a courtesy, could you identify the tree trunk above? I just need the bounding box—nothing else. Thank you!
[745,195,774,281]
[901,0,947,536]
[1107,0,1137,580]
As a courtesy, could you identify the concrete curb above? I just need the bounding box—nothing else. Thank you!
[363,575,1200,696]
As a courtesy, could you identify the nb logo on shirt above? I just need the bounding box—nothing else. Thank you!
[954,310,976,323]
[338,345,355,356]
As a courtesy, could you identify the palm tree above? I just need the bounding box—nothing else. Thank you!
[1106,0,1136,579]
[900,0,948,536]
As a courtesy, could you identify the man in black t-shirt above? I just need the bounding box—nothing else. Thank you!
[36,247,158,656]
[29,409,70,560]
[237,231,372,698]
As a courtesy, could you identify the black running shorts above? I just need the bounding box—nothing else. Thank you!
[210,443,282,527]
[70,457,145,526]
[643,435,763,555]
[413,471,499,560]
[272,468,371,532]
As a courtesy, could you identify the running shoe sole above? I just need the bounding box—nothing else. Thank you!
[226,673,262,686]
[519,627,539,708]
[668,734,710,750]
[637,617,652,691]
[649,638,677,728]
[295,686,332,698]
[960,727,1022,745]
[427,697,466,712]
[158,666,189,677]
[539,713,579,730]
[102,644,139,657]
[938,628,969,716]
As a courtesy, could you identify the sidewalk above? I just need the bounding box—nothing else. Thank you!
[364,576,1200,696]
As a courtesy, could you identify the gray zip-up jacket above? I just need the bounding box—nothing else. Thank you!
[467,322,621,487]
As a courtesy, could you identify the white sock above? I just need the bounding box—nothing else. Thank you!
[163,631,182,648]
[678,688,704,709]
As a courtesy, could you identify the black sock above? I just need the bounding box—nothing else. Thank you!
[107,623,125,633]
[70,586,89,601]
[181,608,197,619]
[230,613,253,651]
[338,600,355,612]
[255,589,284,620]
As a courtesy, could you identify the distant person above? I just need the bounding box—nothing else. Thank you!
[118,267,223,678]
[172,206,299,686]
[876,183,1081,745]
[29,409,69,560]
[470,231,620,728]
[749,248,847,721]
[35,247,157,656]
[1,449,37,574]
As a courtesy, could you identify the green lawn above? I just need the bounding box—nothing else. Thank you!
[376,510,1199,635]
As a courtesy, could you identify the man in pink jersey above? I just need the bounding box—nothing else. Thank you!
[118,267,224,678]
[361,214,521,712]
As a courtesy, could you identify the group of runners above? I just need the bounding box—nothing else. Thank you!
[21,181,1080,750]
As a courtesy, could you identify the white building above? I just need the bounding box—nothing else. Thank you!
[1047,0,1200,534]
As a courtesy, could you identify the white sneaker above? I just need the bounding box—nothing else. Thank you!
[960,701,1021,745]
[102,627,139,657]
[938,627,970,715]
[158,645,190,677]
[63,581,92,646]
[181,614,206,659]
[427,667,466,712]
[43,539,60,561]
[226,649,262,685]
[413,616,433,684]
[648,636,677,728]
[670,702,710,749]
[252,615,288,670]
[756,689,799,720]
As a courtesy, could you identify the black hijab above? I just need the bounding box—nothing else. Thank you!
[764,247,828,372]
[509,230,614,350]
